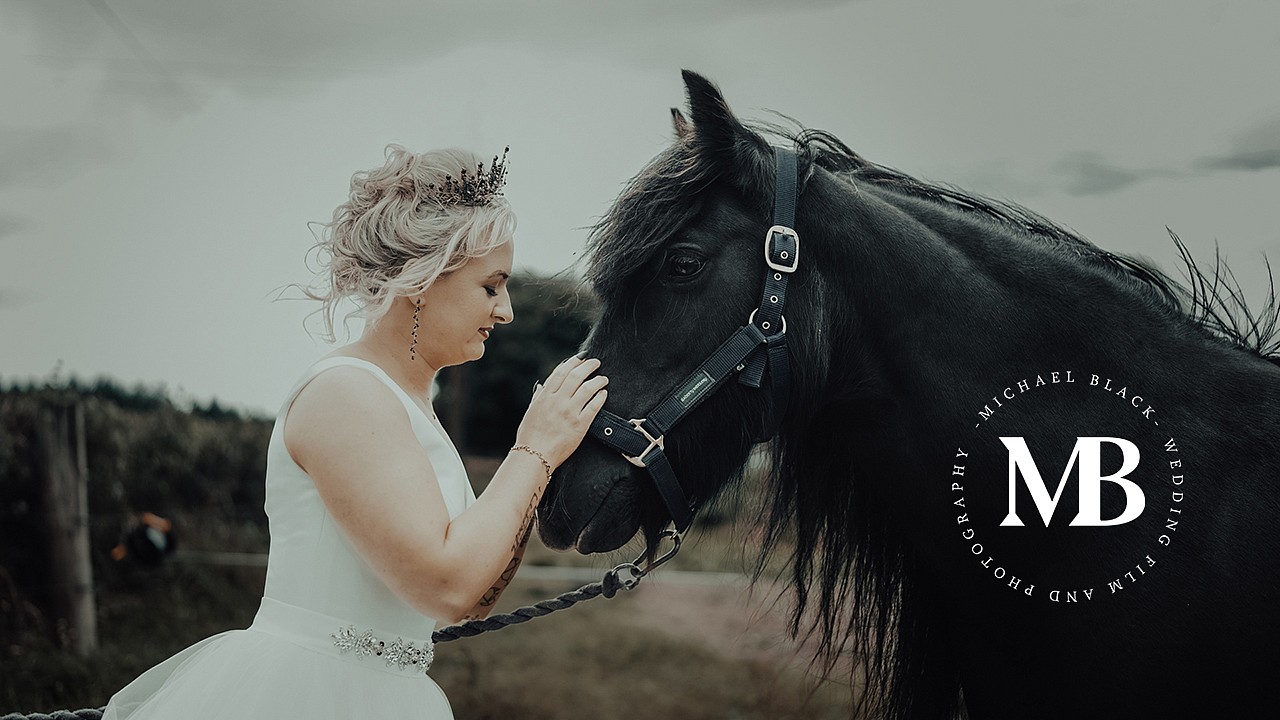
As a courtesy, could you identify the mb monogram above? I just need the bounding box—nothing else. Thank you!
[948,371,1187,603]
[998,436,1144,528]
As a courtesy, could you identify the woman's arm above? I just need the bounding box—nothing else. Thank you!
[460,445,545,621]
[284,356,606,624]
[460,520,533,621]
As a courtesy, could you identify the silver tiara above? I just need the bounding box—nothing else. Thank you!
[423,147,509,207]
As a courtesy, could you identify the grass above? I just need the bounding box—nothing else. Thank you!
[4,458,854,718]
[433,581,854,720]
[1,562,264,712]
[3,553,852,719]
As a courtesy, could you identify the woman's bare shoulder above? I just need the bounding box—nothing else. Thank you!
[283,365,413,469]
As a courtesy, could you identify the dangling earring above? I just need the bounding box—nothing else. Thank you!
[410,300,421,361]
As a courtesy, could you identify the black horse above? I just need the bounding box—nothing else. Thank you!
[538,71,1280,719]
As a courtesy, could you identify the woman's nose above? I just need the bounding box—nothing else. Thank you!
[494,289,514,324]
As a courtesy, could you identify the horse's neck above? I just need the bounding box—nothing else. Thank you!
[804,172,1279,496]
[792,172,1280,699]
[811,176,1266,400]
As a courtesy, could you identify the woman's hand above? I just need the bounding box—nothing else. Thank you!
[514,354,608,468]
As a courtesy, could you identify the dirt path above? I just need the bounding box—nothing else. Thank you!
[616,576,859,683]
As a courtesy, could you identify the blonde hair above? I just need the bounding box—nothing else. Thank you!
[303,145,515,341]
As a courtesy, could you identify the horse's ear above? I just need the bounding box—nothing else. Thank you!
[681,70,771,192]
[671,108,692,140]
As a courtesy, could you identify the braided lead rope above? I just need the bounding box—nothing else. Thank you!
[432,564,628,642]
[433,529,680,642]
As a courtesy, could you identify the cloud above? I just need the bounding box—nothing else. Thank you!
[1195,115,1280,172]
[1,0,854,188]
[10,0,852,90]
[1051,152,1175,197]
[0,289,26,308]
[0,214,26,239]
[918,153,1176,202]
[1048,115,1280,195]
[0,217,30,306]
[0,127,116,189]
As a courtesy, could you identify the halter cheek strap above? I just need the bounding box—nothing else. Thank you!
[586,147,800,533]
[740,147,798,438]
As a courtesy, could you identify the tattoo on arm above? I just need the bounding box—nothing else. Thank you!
[477,555,522,607]
[512,485,544,553]
[467,483,544,618]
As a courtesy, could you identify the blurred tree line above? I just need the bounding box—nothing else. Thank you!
[0,380,273,654]
[434,274,599,454]
[0,273,596,660]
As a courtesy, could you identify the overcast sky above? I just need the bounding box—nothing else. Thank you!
[3,0,1278,414]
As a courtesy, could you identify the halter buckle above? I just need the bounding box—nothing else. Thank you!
[622,418,665,468]
[764,225,800,273]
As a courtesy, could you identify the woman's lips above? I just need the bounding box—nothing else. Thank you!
[479,327,492,339]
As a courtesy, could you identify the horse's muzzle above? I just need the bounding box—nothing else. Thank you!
[538,448,642,553]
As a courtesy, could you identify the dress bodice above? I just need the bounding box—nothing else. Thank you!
[259,356,475,636]
[103,355,467,720]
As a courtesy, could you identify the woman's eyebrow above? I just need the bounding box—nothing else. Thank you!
[487,270,511,280]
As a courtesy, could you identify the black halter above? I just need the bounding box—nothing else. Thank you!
[586,147,800,533]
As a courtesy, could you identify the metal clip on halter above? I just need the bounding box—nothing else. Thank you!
[622,418,665,468]
[608,528,683,591]
[747,308,788,336]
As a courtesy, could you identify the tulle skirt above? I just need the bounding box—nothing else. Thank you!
[103,598,452,719]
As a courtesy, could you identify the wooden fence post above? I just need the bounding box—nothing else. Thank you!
[39,400,98,657]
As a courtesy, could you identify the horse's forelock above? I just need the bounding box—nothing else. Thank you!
[586,74,789,299]
[585,140,721,296]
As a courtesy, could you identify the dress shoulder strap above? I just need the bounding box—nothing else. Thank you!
[276,356,427,424]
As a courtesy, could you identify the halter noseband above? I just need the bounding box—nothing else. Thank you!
[586,147,800,533]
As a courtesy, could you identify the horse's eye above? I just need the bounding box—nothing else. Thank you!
[667,253,705,278]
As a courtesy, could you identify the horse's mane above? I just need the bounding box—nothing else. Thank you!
[588,124,1280,364]
[586,122,1280,720]
[796,126,1280,365]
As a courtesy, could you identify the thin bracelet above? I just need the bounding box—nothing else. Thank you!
[510,444,553,482]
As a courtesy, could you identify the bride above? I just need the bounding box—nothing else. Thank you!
[104,145,607,718]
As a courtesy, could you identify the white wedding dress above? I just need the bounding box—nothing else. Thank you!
[104,356,475,719]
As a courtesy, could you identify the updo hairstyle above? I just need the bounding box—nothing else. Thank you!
[306,145,515,341]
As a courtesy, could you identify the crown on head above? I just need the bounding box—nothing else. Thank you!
[424,147,509,207]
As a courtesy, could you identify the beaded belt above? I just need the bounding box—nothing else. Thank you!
[331,624,434,673]
[250,597,435,677]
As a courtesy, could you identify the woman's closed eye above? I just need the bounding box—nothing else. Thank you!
[484,285,498,297]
